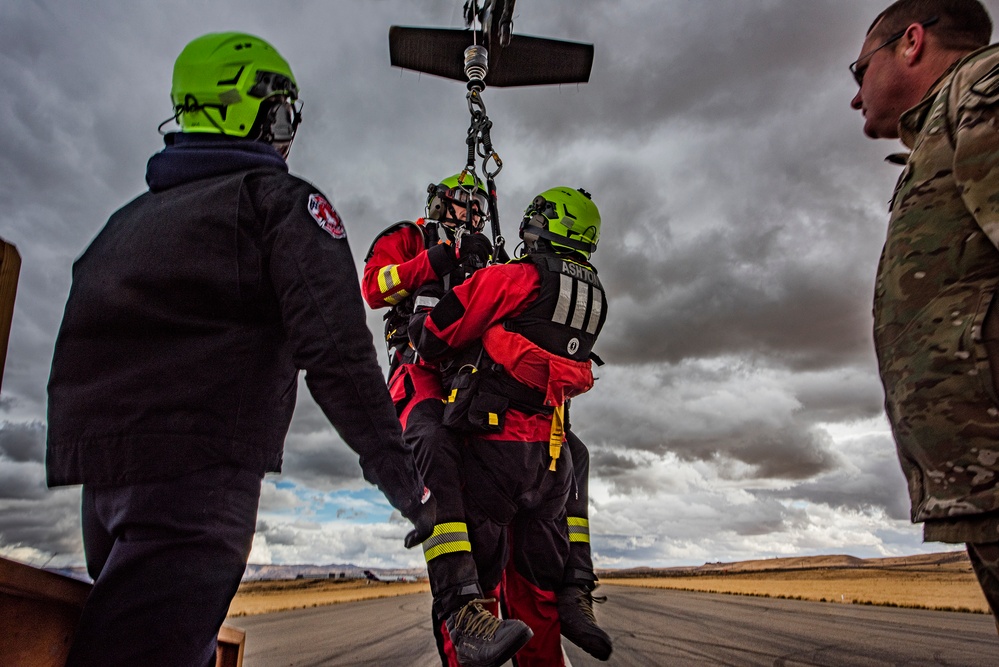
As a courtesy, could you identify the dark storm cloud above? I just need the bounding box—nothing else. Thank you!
[256,521,302,547]
[490,1,864,142]
[646,419,838,481]
[0,420,45,464]
[595,493,807,559]
[762,433,912,521]
[0,489,81,559]
[597,219,880,370]
[791,365,886,424]
[588,449,640,477]
[573,363,849,483]
[280,396,368,489]
[280,437,367,490]
[0,462,48,500]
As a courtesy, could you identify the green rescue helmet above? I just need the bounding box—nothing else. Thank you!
[426,173,489,231]
[171,32,301,146]
[519,187,600,258]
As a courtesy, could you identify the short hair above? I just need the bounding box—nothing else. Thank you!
[868,0,992,52]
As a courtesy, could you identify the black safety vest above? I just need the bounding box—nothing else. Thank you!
[447,252,607,415]
[503,253,606,362]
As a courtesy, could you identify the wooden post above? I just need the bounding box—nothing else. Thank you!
[0,556,90,667]
[0,238,21,394]
[0,556,246,666]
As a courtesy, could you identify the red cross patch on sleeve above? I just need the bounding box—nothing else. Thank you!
[308,193,346,239]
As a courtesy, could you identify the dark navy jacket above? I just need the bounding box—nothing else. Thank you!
[46,134,424,516]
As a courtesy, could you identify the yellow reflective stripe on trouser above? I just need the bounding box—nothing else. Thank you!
[549,404,565,471]
[567,516,590,543]
[423,522,472,562]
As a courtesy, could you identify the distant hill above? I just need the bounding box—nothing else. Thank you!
[242,563,426,582]
[45,551,969,584]
[600,550,971,578]
[43,563,428,583]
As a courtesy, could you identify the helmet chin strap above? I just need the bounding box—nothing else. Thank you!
[521,215,594,255]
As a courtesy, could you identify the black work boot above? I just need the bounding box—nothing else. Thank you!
[558,584,612,660]
[445,598,534,667]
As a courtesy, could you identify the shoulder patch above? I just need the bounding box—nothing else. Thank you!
[308,194,346,239]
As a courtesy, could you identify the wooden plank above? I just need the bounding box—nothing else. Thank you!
[0,557,245,666]
[216,623,246,667]
[0,556,90,609]
[0,238,21,394]
[0,557,88,667]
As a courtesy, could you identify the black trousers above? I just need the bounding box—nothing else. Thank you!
[66,464,261,667]
[406,397,483,616]
[462,436,572,666]
[564,429,596,588]
[461,437,572,594]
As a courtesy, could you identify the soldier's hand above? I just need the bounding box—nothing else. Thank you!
[458,233,492,270]
[403,488,437,549]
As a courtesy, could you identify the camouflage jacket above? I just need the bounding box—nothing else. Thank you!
[875,43,999,536]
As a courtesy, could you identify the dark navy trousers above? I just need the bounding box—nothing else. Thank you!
[66,464,262,667]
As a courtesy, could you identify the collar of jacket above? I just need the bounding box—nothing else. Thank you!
[896,59,962,149]
[145,132,288,192]
[893,43,999,149]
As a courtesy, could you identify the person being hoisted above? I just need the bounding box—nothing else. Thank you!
[409,186,612,666]
[363,174,533,667]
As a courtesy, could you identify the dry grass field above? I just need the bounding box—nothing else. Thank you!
[225,552,989,618]
[603,551,990,614]
[226,578,429,618]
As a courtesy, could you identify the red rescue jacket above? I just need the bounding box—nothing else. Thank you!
[412,253,606,442]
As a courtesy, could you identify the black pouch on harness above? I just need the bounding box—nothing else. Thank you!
[442,365,508,433]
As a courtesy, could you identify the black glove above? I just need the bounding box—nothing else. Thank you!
[426,243,460,278]
[458,233,492,271]
[403,488,437,549]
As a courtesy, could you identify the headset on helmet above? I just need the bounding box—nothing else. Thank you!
[426,173,489,231]
[170,32,302,156]
[519,187,600,258]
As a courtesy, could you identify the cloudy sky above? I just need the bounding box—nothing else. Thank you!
[3,0,995,572]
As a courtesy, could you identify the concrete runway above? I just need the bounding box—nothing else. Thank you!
[233,584,999,666]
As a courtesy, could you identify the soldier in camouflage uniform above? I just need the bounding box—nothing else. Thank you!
[849,0,999,627]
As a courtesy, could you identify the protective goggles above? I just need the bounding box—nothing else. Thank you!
[440,184,488,213]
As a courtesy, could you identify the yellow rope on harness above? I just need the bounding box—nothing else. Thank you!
[549,404,565,471]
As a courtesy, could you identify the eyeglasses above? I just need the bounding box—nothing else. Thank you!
[849,16,938,86]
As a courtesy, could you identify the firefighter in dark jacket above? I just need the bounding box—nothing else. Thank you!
[363,174,535,667]
[410,187,611,666]
[45,32,434,667]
